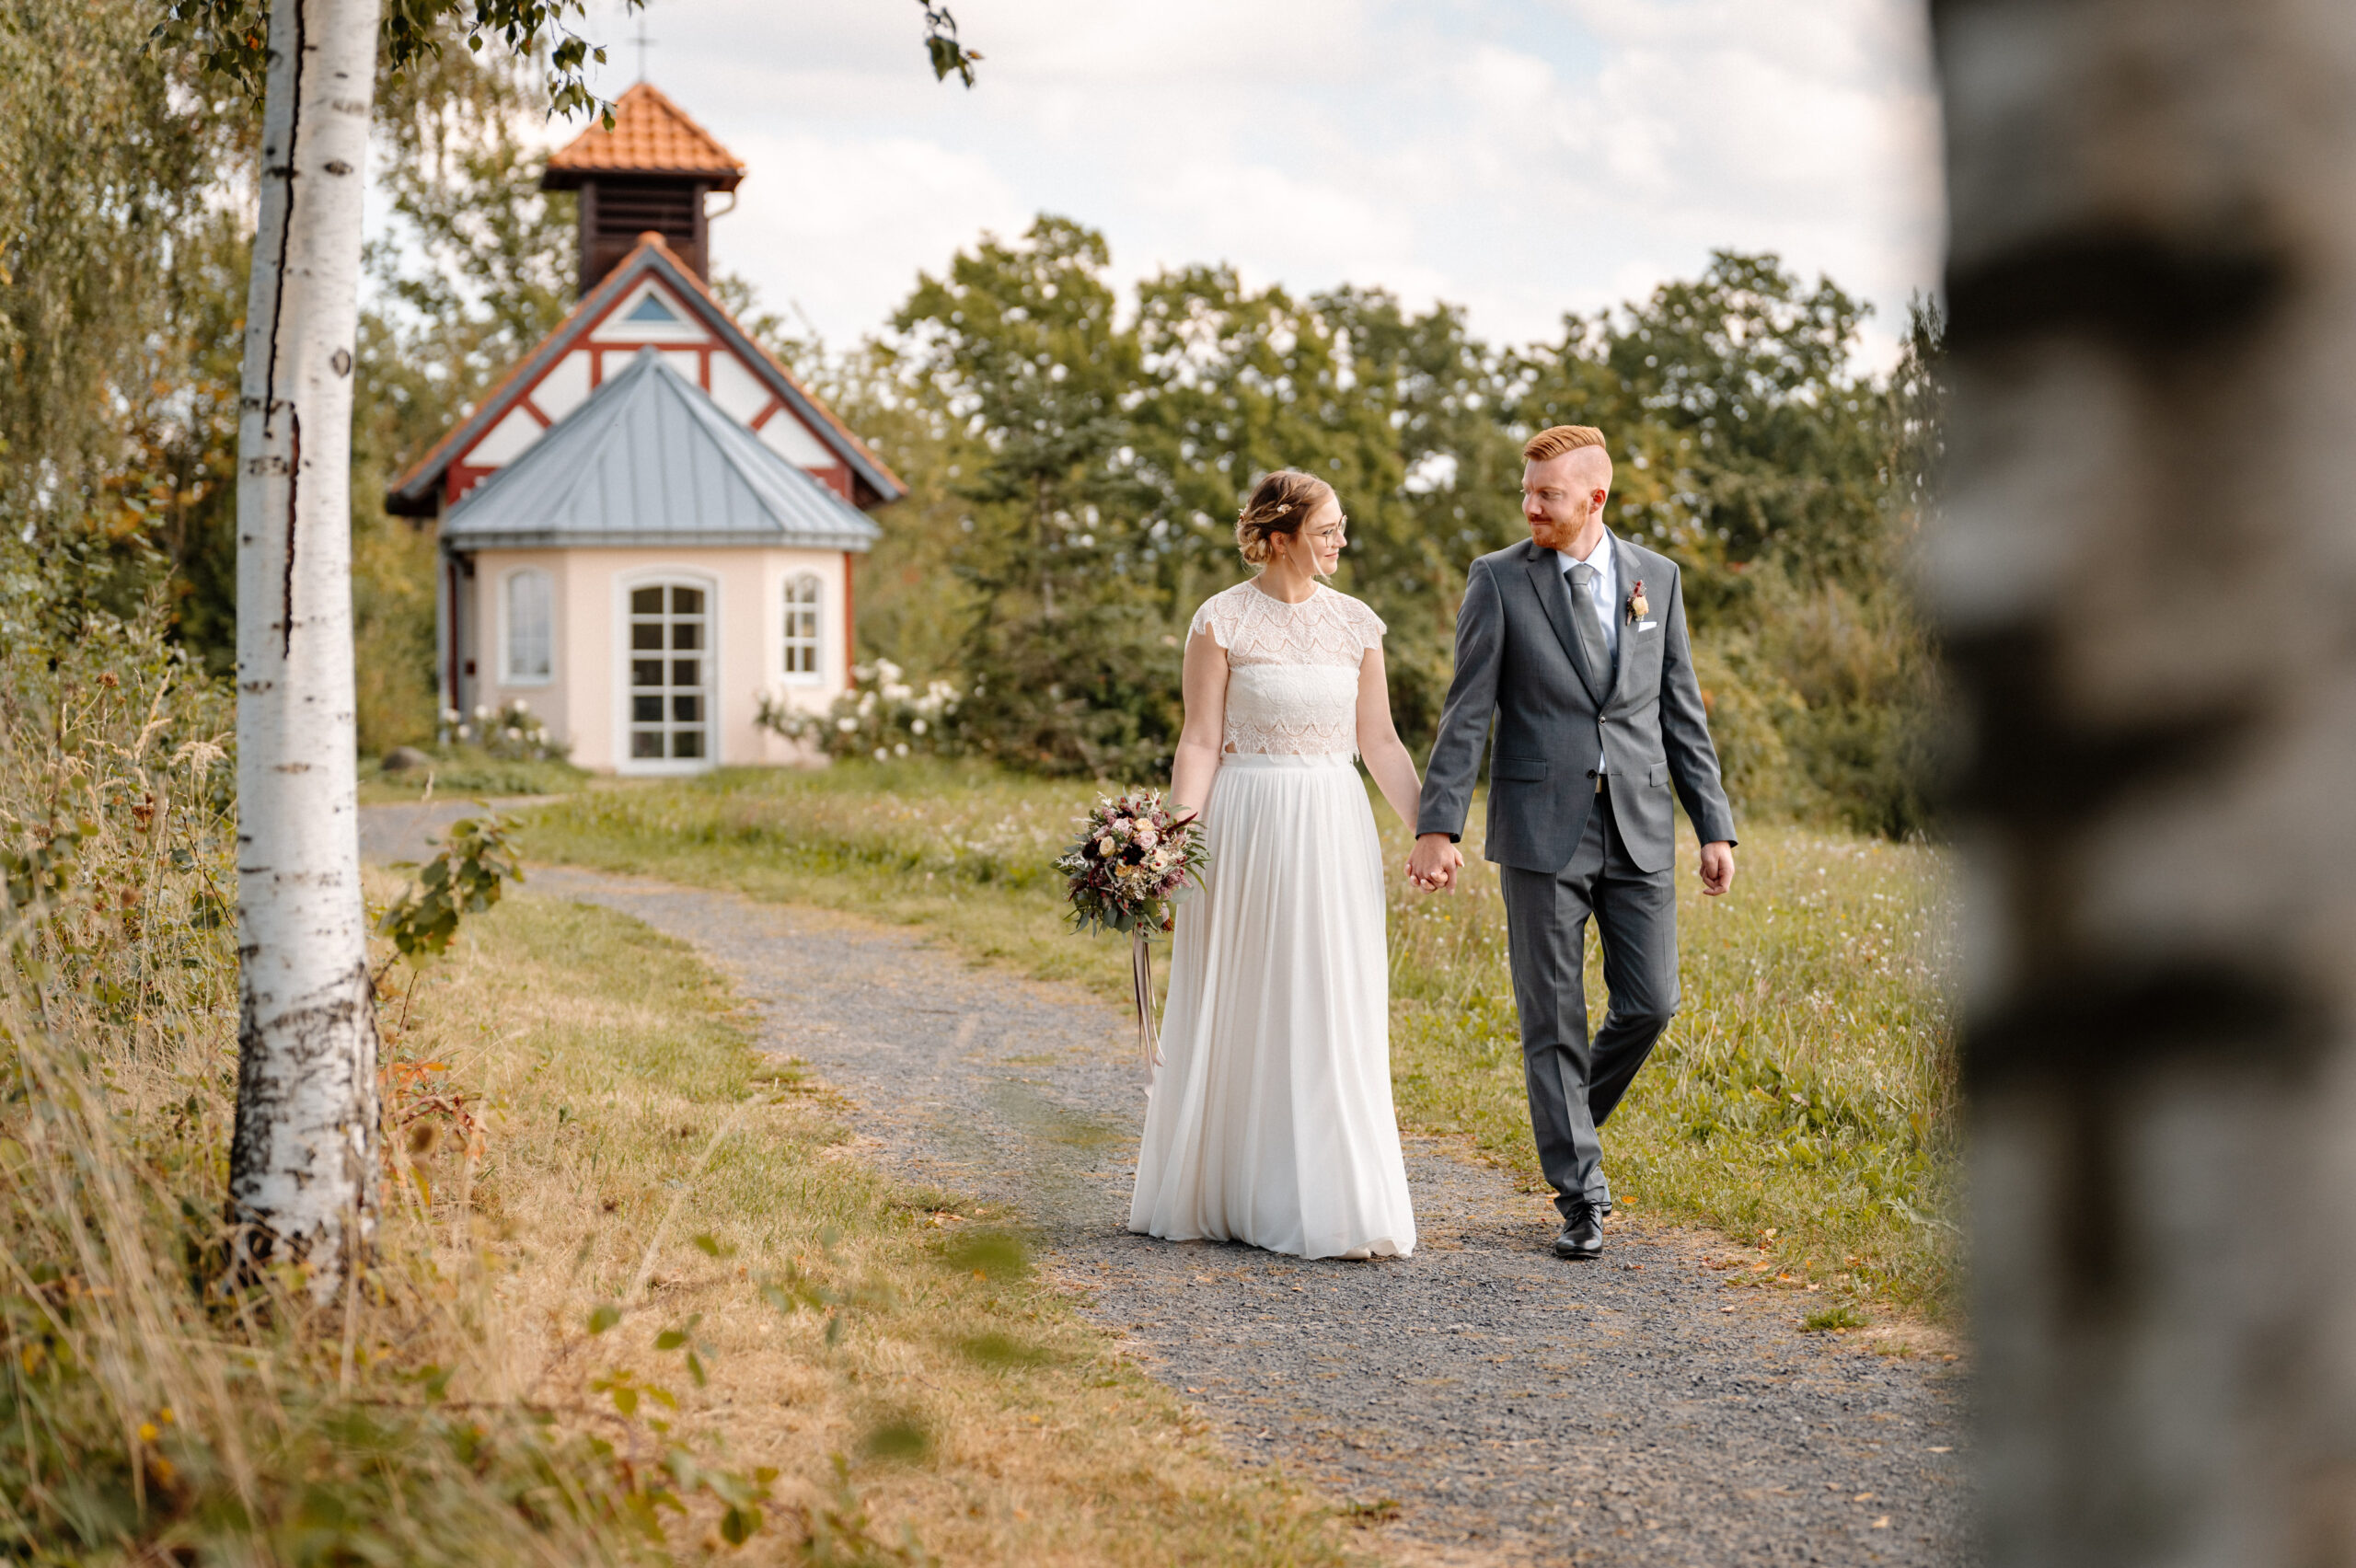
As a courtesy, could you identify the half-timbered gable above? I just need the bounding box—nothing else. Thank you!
[382,234,899,515]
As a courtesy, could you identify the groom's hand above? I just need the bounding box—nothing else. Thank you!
[1699,841,1735,896]
[1407,833,1464,892]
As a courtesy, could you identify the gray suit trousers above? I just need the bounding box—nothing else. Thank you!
[1497,779,1679,1219]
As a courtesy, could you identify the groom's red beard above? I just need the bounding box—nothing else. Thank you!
[1526,512,1587,552]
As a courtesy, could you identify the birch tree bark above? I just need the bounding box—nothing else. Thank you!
[225,0,381,1301]
[1930,4,2356,1563]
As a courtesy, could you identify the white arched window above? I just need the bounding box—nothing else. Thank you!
[503,569,552,684]
[781,572,823,681]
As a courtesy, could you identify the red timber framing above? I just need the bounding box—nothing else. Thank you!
[387,235,903,519]
[843,551,857,674]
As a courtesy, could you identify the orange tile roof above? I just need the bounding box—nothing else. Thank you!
[546,84,744,187]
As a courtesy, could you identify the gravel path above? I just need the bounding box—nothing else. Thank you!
[364,808,1972,1564]
[357,796,553,866]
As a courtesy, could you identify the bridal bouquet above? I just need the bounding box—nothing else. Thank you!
[1057,790,1207,1069]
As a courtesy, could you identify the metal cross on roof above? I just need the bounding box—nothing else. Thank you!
[631,12,655,82]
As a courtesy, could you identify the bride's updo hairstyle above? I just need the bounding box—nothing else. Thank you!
[1234,469,1334,567]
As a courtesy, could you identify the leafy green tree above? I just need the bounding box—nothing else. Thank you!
[346,41,583,750]
[1120,272,1523,741]
[0,0,250,640]
[859,230,1934,811]
[1516,251,1885,601]
[1503,252,1936,834]
[890,217,1173,775]
[1308,288,1526,739]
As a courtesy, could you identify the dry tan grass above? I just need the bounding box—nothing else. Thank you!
[386,882,1364,1564]
[0,632,638,1564]
[0,616,1360,1562]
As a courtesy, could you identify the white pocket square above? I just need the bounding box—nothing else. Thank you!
[1638,619,1659,631]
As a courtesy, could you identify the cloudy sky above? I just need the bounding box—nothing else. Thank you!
[545,0,1943,361]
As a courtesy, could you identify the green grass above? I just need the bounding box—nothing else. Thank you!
[1384,813,1959,1314]
[1803,1305,1874,1333]
[358,744,593,801]
[523,759,1961,1316]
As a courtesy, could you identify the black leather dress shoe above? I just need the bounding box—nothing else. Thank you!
[1553,1205,1604,1261]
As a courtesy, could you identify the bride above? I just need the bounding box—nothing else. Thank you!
[1128,470,1425,1260]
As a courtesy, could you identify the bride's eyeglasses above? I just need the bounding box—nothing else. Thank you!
[1303,516,1348,576]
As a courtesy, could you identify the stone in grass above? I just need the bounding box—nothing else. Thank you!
[381,745,433,773]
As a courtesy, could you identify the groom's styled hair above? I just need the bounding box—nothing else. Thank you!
[1523,425,1608,464]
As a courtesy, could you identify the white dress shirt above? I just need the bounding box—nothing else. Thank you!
[1557,530,1620,663]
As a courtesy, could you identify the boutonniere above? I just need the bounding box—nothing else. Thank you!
[1625,580,1648,623]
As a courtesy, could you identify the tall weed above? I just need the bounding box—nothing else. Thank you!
[0,607,667,1563]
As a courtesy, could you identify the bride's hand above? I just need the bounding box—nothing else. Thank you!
[1405,833,1462,892]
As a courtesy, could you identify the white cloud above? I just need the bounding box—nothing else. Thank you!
[431,0,1942,365]
[715,133,1026,343]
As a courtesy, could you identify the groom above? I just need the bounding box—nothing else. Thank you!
[1408,425,1737,1262]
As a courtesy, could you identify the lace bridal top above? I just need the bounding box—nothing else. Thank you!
[1189,581,1386,758]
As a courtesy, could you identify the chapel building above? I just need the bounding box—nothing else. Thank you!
[387,84,902,773]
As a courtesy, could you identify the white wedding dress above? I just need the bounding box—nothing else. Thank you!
[1127,581,1417,1260]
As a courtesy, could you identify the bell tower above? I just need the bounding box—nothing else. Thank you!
[541,84,745,294]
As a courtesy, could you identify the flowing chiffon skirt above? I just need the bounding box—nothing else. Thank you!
[1128,753,1417,1259]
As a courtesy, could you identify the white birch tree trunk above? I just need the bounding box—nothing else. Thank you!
[1931,3,2356,1563]
[226,0,382,1302]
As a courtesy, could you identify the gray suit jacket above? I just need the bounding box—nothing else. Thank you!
[1417,535,1737,874]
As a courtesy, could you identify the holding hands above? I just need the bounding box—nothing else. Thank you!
[1407,832,1734,895]
[1406,832,1464,892]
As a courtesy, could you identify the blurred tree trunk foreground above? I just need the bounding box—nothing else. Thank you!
[1934,5,2356,1563]
[226,0,382,1300]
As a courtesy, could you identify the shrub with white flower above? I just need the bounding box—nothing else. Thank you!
[438,698,568,762]
[756,659,965,763]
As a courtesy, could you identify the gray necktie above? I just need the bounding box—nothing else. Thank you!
[1566,562,1610,686]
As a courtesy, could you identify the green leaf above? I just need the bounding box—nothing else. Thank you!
[587,1303,620,1335]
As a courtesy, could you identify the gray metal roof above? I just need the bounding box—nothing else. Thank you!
[439,351,883,553]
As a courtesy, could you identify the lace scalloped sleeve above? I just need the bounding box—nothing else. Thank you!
[1188,592,1237,650]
